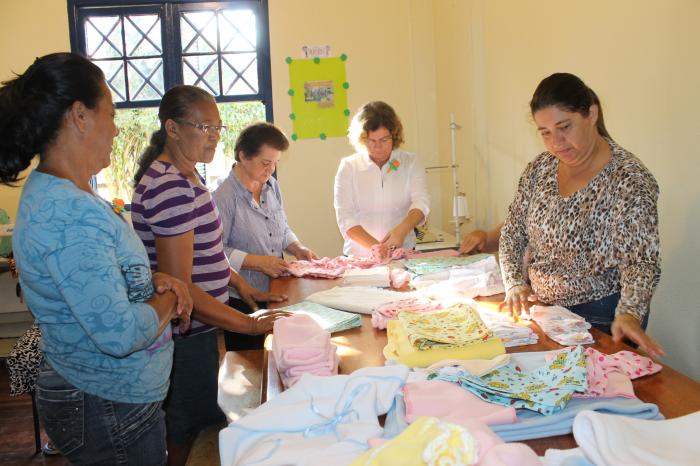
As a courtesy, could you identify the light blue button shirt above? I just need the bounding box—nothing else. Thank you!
[212,165,298,295]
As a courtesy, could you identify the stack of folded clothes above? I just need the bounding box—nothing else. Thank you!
[277,301,361,334]
[528,305,594,345]
[383,302,505,367]
[342,266,391,287]
[271,314,339,388]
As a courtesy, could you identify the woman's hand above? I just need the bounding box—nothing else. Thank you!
[459,230,488,254]
[152,272,193,332]
[250,255,290,278]
[499,284,538,319]
[380,224,411,252]
[292,246,319,261]
[236,281,288,311]
[246,309,293,335]
[612,314,666,360]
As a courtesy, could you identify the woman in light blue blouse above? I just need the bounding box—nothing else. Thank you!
[213,122,318,350]
[0,53,191,465]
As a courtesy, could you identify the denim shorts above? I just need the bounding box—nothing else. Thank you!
[36,360,166,465]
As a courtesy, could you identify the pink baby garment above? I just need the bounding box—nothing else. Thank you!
[272,314,339,388]
[577,348,662,398]
[403,380,517,426]
[371,297,444,330]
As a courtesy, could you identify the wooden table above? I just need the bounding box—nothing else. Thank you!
[265,276,700,454]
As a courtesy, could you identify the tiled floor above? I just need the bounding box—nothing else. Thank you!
[0,332,263,466]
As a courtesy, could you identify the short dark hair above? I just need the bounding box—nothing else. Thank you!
[530,73,610,138]
[234,122,289,162]
[0,53,105,185]
[348,101,405,153]
[133,85,215,185]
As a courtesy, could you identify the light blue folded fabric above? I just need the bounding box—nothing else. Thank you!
[492,396,663,442]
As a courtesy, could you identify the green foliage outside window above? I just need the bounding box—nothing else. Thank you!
[99,101,266,200]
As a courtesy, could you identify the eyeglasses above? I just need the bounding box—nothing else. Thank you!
[178,120,228,135]
[363,135,393,146]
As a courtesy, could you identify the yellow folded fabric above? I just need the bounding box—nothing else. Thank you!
[350,416,478,466]
[398,302,495,350]
[383,319,505,368]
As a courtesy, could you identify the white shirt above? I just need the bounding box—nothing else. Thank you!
[333,149,430,257]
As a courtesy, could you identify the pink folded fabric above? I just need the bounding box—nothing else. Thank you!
[272,315,331,368]
[403,380,517,426]
[579,347,662,398]
[371,297,444,330]
[284,344,339,377]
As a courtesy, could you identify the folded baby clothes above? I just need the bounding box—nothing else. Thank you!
[554,347,662,399]
[350,416,480,466]
[426,354,512,376]
[343,266,391,287]
[492,396,662,442]
[398,303,496,350]
[572,409,700,466]
[372,297,445,330]
[272,314,339,388]
[384,319,505,368]
[219,365,409,466]
[403,253,494,276]
[403,380,517,426]
[528,306,594,346]
[405,249,460,259]
[429,346,588,415]
[278,301,362,334]
[475,304,539,348]
[354,416,541,466]
[306,286,414,315]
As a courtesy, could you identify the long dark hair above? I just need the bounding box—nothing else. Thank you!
[530,73,610,138]
[133,85,214,185]
[0,53,104,185]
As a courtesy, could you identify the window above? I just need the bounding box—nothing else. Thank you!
[68,0,273,199]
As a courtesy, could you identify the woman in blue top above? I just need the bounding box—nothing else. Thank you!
[0,53,192,465]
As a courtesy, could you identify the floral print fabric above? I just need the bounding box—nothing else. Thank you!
[429,345,588,415]
[398,303,495,350]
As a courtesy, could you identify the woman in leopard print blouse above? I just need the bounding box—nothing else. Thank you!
[499,73,664,359]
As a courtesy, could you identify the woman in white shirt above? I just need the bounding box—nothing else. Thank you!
[334,101,430,257]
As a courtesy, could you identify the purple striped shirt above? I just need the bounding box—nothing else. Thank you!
[131,160,230,335]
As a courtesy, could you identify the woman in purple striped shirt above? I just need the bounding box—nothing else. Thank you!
[131,85,290,466]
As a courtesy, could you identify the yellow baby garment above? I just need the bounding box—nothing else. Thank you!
[383,320,505,368]
[398,303,495,350]
[350,416,479,466]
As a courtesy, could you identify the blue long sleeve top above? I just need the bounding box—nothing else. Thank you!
[13,171,173,403]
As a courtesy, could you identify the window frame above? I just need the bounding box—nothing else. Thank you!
[67,0,274,122]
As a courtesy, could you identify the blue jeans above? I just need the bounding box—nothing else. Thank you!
[36,360,167,465]
[568,292,649,336]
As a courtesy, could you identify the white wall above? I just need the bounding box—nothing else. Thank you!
[269,0,443,257]
[433,0,700,380]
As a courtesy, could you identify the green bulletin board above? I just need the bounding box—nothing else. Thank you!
[286,54,350,141]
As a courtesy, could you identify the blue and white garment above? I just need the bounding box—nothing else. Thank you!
[429,346,588,415]
[219,365,409,466]
[14,171,172,403]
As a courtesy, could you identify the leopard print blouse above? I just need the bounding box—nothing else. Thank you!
[499,139,660,321]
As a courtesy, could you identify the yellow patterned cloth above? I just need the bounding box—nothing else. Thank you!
[350,416,479,466]
[398,303,495,350]
[384,320,505,368]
